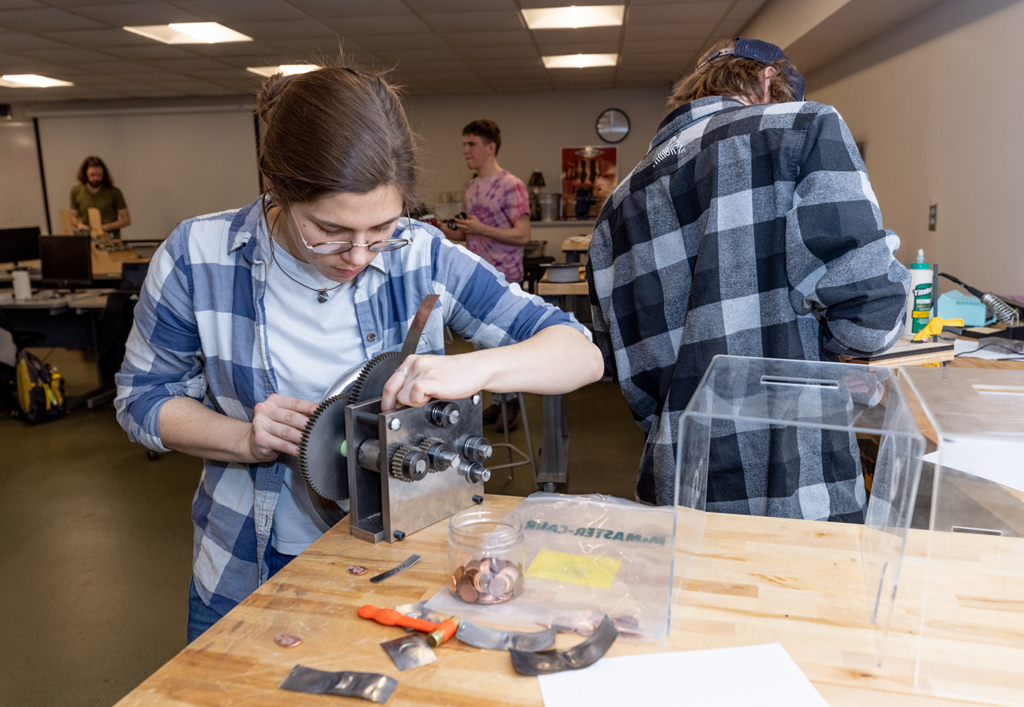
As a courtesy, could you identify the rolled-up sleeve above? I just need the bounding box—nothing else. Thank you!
[431,235,589,347]
[114,224,205,451]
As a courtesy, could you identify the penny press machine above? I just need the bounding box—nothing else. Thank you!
[298,295,495,543]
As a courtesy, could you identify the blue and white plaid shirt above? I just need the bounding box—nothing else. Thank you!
[115,198,585,614]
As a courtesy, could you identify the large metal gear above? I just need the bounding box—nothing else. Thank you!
[347,351,401,403]
[299,393,350,502]
[298,351,404,526]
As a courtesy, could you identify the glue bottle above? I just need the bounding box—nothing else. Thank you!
[904,249,933,339]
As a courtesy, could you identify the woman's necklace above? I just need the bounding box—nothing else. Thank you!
[268,226,344,303]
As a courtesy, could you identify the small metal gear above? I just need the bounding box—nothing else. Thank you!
[348,351,402,403]
[391,443,430,482]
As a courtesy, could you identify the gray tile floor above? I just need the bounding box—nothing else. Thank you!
[0,346,643,707]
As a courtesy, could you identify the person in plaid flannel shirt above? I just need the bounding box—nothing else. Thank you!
[587,38,910,517]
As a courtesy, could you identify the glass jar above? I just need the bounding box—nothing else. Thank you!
[447,508,525,605]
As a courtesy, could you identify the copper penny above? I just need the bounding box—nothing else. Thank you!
[274,633,302,648]
[347,565,368,575]
[457,582,478,603]
[473,571,494,594]
[512,574,525,597]
[476,593,502,605]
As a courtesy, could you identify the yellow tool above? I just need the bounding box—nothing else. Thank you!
[912,316,964,343]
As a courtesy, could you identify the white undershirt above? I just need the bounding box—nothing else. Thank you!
[265,239,367,555]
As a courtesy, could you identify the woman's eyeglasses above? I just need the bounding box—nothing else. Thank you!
[291,209,412,255]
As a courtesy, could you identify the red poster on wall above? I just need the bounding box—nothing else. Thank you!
[561,146,617,220]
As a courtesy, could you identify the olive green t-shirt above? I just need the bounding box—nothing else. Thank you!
[71,183,127,238]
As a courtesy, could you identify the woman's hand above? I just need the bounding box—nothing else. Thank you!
[380,354,488,412]
[247,393,320,461]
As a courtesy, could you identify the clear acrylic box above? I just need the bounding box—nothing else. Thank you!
[675,355,925,665]
[902,366,1024,705]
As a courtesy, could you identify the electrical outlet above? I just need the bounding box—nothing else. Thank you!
[928,203,937,231]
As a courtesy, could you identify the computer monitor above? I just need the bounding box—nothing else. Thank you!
[40,235,93,290]
[0,226,41,267]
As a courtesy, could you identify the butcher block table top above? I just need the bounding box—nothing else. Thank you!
[116,493,1023,706]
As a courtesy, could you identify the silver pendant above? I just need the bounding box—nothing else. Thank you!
[317,289,329,303]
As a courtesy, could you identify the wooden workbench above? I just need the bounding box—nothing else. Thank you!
[114,492,1024,706]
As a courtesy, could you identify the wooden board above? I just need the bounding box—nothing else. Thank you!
[115,496,1024,707]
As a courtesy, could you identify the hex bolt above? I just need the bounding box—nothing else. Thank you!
[472,495,484,504]
[472,393,482,406]
[393,530,406,541]
[388,418,402,431]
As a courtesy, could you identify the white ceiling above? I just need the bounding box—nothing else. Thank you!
[0,0,768,102]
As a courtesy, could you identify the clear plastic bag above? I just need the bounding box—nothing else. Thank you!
[427,493,675,642]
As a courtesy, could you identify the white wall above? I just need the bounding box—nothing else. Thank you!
[806,0,1024,295]
[0,121,48,232]
[405,88,670,207]
[35,108,260,241]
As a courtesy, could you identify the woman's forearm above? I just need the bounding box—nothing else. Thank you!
[159,397,254,463]
[475,324,603,394]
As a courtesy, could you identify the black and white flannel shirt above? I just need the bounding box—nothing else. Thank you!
[587,96,910,515]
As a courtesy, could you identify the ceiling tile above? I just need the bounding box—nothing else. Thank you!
[0,0,44,8]
[323,14,432,36]
[144,57,235,72]
[436,29,532,47]
[454,44,540,60]
[403,0,517,12]
[0,31,69,49]
[356,33,447,51]
[101,44,201,60]
[619,51,697,66]
[627,2,730,24]
[69,2,203,25]
[0,7,105,31]
[624,21,718,41]
[227,18,337,41]
[715,19,745,37]
[12,45,115,62]
[183,67,254,82]
[73,60,165,75]
[172,0,308,23]
[37,27,153,47]
[284,0,410,18]
[260,38,364,55]
[517,0,616,7]
[179,40,284,58]
[419,10,524,33]
[374,47,460,63]
[489,81,554,93]
[623,38,711,54]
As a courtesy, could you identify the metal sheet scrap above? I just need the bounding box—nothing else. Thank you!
[279,665,398,703]
[455,619,557,652]
[509,615,618,676]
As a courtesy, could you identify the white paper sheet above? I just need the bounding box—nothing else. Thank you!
[922,440,1024,494]
[537,642,827,707]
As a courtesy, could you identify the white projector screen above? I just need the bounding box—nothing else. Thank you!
[37,108,260,242]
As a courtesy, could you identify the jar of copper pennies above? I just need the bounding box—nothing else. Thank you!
[448,508,525,605]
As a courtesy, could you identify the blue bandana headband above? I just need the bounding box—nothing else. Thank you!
[695,37,805,101]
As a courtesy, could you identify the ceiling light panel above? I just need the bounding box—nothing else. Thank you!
[522,5,624,30]
[123,23,253,44]
[246,64,320,77]
[0,74,74,88]
[542,53,618,68]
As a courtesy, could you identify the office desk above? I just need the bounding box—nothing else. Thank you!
[0,289,115,407]
[115,494,1018,706]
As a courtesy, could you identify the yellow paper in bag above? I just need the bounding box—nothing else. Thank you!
[525,549,621,589]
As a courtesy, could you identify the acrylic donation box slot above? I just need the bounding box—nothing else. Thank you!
[675,356,925,666]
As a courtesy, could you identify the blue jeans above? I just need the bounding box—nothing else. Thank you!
[186,544,295,643]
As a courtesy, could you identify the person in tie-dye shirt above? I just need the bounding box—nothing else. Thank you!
[440,119,530,284]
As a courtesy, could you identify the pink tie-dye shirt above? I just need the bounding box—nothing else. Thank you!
[463,170,529,283]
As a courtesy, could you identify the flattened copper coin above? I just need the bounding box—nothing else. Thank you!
[476,593,502,605]
[512,574,525,597]
[464,558,481,572]
[274,633,302,648]
[457,582,478,603]
[347,565,368,575]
